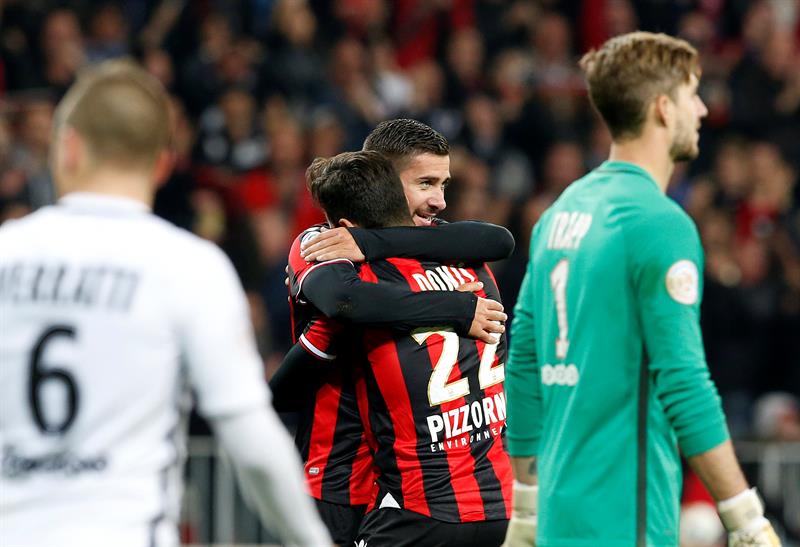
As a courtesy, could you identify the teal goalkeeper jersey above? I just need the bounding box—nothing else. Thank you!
[505,161,730,547]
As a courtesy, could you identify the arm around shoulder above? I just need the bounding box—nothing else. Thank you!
[350,221,515,263]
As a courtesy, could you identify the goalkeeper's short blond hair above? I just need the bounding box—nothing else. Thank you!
[579,32,700,141]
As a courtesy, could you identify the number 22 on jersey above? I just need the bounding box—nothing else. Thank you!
[412,328,504,407]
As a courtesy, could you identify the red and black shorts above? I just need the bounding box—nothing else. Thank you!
[356,508,508,547]
[315,498,367,546]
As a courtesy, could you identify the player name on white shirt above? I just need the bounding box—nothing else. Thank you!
[0,193,269,547]
[0,262,140,311]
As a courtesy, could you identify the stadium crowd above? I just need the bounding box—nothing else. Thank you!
[1,0,799,445]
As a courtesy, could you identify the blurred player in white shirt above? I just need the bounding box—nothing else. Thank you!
[0,59,331,547]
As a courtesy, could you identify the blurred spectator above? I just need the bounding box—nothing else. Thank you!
[239,119,322,266]
[142,48,175,91]
[444,27,487,108]
[194,87,267,174]
[307,110,347,158]
[579,0,638,52]
[330,0,389,40]
[179,12,249,116]
[457,94,533,201]
[729,3,800,160]
[3,96,56,214]
[324,37,383,149]
[37,8,86,95]
[529,12,585,126]
[405,60,462,140]
[85,2,129,63]
[736,142,794,243]
[261,0,326,111]
[370,39,413,118]
[539,140,585,198]
[391,0,474,68]
[754,393,800,442]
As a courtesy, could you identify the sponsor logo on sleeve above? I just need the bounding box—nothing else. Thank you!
[665,259,699,305]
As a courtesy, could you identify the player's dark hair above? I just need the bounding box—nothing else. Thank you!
[363,119,449,168]
[306,151,412,229]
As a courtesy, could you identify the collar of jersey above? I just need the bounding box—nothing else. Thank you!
[596,161,659,191]
[59,192,151,215]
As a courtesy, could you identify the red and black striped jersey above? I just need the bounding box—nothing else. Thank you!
[286,225,375,505]
[353,258,513,523]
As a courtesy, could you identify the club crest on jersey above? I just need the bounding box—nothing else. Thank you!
[300,228,323,247]
[665,259,699,305]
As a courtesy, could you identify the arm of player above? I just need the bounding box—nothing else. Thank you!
[212,408,333,546]
[301,262,506,342]
[689,443,781,546]
[177,243,330,546]
[269,343,328,412]
[301,221,515,263]
[505,235,543,458]
[630,210,780,546]
[629,209,729,457]
[503,239,543,547]
[502,456,539,547]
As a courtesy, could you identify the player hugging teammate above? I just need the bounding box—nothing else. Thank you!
[273,120,516,546]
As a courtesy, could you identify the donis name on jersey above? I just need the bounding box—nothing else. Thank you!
[427,392,506,452]
[411,265,477,292]
[0,262,140,311]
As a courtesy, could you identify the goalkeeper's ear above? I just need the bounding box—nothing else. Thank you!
[338,218,356,228]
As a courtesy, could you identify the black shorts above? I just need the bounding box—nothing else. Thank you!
[355,507,508,547]
[315,498,367,545]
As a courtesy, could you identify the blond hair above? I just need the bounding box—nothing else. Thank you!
[579,32,700,140]
[54,59,170,169]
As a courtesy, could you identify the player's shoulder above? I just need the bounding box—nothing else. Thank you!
[148,217,232,270]
[627,193,696,233]
[0,205,61,249]
[288,223,327,270]
[620,195,700,263]
[295,224,327,247]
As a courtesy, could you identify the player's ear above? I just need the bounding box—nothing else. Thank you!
[152,149,176,188]
[653,94,672,129]
[338,218,355,228]
[59,126,83,175]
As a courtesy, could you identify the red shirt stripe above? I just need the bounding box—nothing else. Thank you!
[366,328,431,517]
[304,377,342,499]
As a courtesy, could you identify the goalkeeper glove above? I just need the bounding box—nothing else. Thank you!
[717,488,781,547]
[502,481,537,547]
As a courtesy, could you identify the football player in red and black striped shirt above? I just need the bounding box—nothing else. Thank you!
[271,120,514,545]
[280,150,514,546]
[275,222,503,543]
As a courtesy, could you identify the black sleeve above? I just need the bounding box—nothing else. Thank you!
[269,343,327,412]
[302,263,477,335]
[348,221,515,263]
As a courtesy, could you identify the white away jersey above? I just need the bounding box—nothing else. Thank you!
[0,193,269,546]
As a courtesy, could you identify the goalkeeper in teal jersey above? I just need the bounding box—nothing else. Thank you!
[502,32,781,547]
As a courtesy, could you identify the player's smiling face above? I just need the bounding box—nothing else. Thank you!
[398,152,450,226]
[669,74,707,162]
